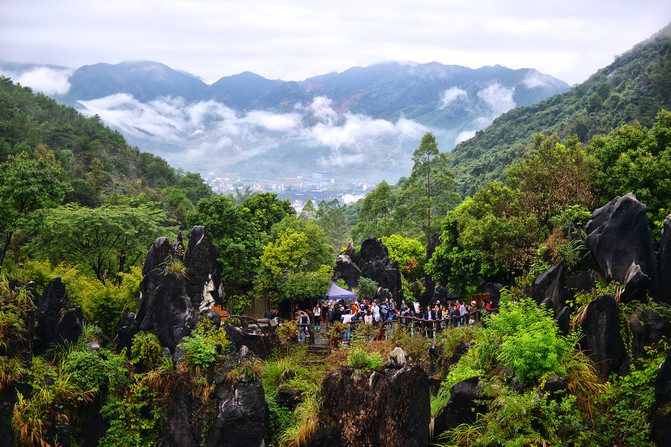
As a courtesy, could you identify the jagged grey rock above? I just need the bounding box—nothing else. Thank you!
[585,193,657,302]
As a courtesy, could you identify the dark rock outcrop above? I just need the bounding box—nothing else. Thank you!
[136,269,196,353]
[533,264,598,317]
[122,226,226,354]
[143,237,174,276]
[34,277,84,355]
[653,346,671,444]
[579,294,627,380]
[554,306,571,336]
[628,307,667,361]
[223,323,275,360]
[361,258,404,304]
[160,376,269,447]
[160,391,197,447]
[585,193,657,302]
[315,362,430,446]
[205,379,269,447]
[357,237,389,268]
[533,264,571,316]
[432,376,489,438]
[184,226,223,310]
[659,214,671,303]
[332,254,361,290]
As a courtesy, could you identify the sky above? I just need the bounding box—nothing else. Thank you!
[1,0,670,86]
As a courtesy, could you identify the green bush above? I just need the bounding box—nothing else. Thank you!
[130,332,163,371]
[488,298,570,386]
[65,349,110,391]
[356,277,378,301]
[179,319,228,370]
[347,347,384,370]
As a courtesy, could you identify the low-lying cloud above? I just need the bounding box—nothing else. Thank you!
[78,93,429,172]
[2,66,72,96]
[440,87,468,108]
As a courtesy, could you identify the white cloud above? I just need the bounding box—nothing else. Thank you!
[241,110,301,132]
[440,87,468,108]
[521,70,564,89]
[477,82,516,117]
[5,67,73,96]
[76,92,430,171]
[456,130,477,144]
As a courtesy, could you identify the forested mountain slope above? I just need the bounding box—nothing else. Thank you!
[448,22,671,197]
[0,76,212,207]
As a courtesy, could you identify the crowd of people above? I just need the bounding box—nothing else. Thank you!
[294,297,492,340]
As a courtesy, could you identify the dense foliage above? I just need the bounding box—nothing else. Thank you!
[446,23,671,197]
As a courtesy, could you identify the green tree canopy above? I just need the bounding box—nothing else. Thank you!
[241,192,295,236]
[396,133,459,242]
[507,133,597,230]
[381,234,425,282]
[587,110,671,234]
[261,217,334,277]
[31,203,167,285]
[186,195,259,294]
[426,211,504,297]
[0,153,70,268]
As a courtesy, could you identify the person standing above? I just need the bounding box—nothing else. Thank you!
[313,303,322,330]
[327,304,334,327]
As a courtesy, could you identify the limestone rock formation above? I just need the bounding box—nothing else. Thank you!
[34,277,84,355]
[118,226,224,354]
[357,237,389,268]
[315,363,430,446]
[335,237,405,304]
[432,376,489,438]
[206,379,270,447]
[184,226,223,310]
[332,254,361,290]
[628,307,667,361]
[585,193,657,302]
[580,294,627,380]
[659,214,671,303]
[136,269,196,353]
[653,347,671,444]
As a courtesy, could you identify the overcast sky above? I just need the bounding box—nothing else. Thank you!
[1,0,670,85]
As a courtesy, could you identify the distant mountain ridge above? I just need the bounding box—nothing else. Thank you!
[0,59,569,193]
[446,22,671,197]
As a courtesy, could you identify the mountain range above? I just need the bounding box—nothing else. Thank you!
[0,60,569,193]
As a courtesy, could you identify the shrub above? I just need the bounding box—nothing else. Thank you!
[347,347,384,370]
[356,277,378,301]
[130,332,163,371]
[179,319,228,370]
[488,298,570,386]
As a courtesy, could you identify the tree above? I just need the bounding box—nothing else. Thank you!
[299,198,316,220]
[261,217,334,277]
[241,192,295,235]
[187,195,259,294]
[260,216,335,303]
[397,133,459,242]
[281,265,333,304]
[381,234,425,282]
[587,111,671,234]
[32,203,167,285]
[353,180,396,242]
[425,211,503,297]
[315,199,350,252]
[507,133,597,231]
[228,186,257,206]
[0,153,69,268]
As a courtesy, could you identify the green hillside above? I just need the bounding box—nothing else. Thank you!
[448,23,671,198]
[0,76,212,208]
